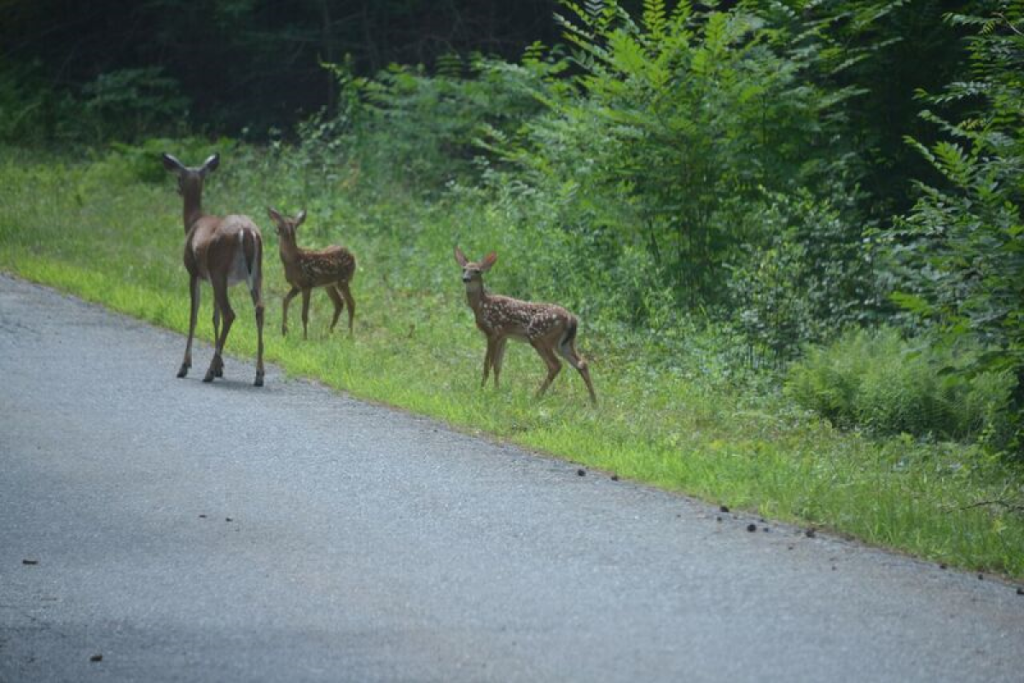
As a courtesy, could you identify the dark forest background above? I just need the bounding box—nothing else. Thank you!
[2,0,566,134]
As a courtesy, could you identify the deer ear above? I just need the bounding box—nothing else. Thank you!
[480,251,498,271]
[162,153,185,173]
[200,153,220,176]
[267,207,282,224]
[454,246,468,267]
[296,209,307,227]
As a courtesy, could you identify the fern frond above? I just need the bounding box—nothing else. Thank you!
[435,53,463,79]
[643,0,667,40]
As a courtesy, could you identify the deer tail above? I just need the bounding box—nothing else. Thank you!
[558,317,580,364]
[241,228,261,288]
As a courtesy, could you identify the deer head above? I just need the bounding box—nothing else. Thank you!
[162,153,220,232]
[162,152,218,194]
[267,207,307,246]
[454,247,497,289]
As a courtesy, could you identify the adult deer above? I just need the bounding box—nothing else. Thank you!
[266,208,356,339]
[455,247,597,404]
[162,152,265,386]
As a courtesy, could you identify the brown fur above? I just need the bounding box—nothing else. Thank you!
[267,208,356,339]
[455,246,596,404]
[163,152,265,386]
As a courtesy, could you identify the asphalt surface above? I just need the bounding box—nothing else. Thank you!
[0,273,1022,682]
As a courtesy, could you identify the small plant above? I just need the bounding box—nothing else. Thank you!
[786,327,1013,444]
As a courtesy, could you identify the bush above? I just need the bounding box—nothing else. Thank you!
[786,327,1013,444]
[881,7,1024,455]
[726,188,881,366]
[82,137,236,186]
[0,59,77,145]
[488,1,864,307]
[0,63,189,146]
[338,54,549,192]
[80,67,190,143]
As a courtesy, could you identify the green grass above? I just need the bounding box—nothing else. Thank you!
[2,146,1023,579]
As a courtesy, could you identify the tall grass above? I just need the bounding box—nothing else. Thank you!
[1,144,1022,579]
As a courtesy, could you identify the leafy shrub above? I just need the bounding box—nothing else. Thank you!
[88,137,236,186]
[0,63,189,145]
[80,67,190,142]
[337,54,550,191]
[786,327,1013,444]
[0,59,78,145]
[728,235,812,368]
[487,0,865,306]
[726,188,882,366]
[882,6,1024,454]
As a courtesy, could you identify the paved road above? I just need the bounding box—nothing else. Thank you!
[0,274,1022,682]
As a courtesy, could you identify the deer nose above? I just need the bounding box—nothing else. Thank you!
[462,273,471,282]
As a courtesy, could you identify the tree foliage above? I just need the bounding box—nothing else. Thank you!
[544,1,859,296]
[884,1,1024,454]
[0,0,561,138]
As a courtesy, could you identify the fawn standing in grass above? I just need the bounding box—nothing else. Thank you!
[268,208,357,339]
[455,246,597,404]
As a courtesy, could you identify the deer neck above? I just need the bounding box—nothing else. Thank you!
[278,237,301,263]
[464,281,488,312]
[182,186,204,233]
[277,237,306,282]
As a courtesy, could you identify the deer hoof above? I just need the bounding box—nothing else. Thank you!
[206,356,224,381]
[254,374,264,387]
[177,364,189,378]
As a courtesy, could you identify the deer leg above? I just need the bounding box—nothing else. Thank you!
[338,282,356,335]
[558,339,597,405]
[211,306,223,377]
[326,286,344,333]
[206,277,234,383]
[179,275,200,378]
[578,363,597,405]
[492,337,509,388]
[301,288,311,340]
[282,286,300,336]
[481,337,495,388]
[532,342,562,398]
[250,278,265,387]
